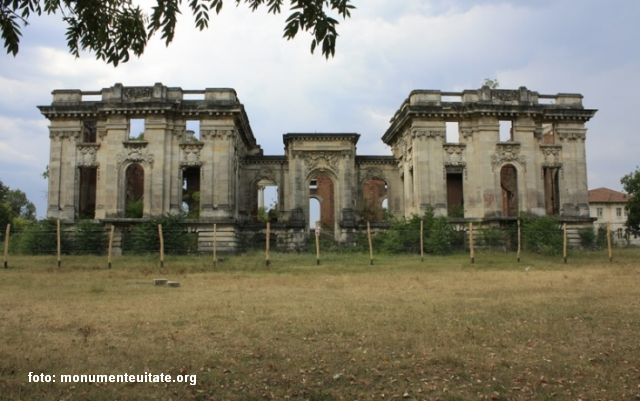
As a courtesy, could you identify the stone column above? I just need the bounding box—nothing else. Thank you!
[411,124,447,216]
[513,116,543,215]
[556,123,589,216]
[101,116,127,218]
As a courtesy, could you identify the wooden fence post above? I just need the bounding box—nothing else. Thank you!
[315,221,320,266]
[469,222,474,264]
[563,223,567,264]
[420,219,424,263]
[367,221,374,266]
[158,224,164,268]
[265,222,271,267]
[107,225,115,269]
[3,224,10,269]
[517,218,522,263]
[607,221,612,263]
[56,219,61,268]
[213,224,217,267]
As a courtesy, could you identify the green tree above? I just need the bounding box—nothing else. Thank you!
[1,0,355,66]
[0,180,36,230]
[621,167,640,235]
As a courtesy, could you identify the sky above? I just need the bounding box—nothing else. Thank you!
[1,0,639,218]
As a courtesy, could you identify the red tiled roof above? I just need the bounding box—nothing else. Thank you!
[588,187,629,203]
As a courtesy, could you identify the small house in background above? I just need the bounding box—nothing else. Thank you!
[588,187,638,245]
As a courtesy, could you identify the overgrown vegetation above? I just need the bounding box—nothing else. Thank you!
[125,214,191,254]
[125,199,143,218]
[521,215,563,255]
[73,220,106,255]
[11,218,70,255]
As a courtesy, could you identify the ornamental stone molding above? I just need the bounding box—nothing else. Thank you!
[461,130,474,140]
[200,129,236,141]
[254,167,276,182]
[557,130,586,142]
[50,130,80,141]
[179,142,204,166]
[123,86,154,101]
[362,167,385,183]
[76,144,100,166]
[491,90,519,102]
[491,143,526,172]
[412,130,446,140]
[540,145,563,167]
[443,144,466,167]
[302,151,340,172]
[117,141,154,166]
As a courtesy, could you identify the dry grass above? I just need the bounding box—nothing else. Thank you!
[0,249,639,400]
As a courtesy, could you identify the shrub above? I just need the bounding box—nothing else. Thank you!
[73,220,106,255]
[578,226,596,249]
[425,216,454,255]
[480,225,504,248]
[125,199,143,218]
[521,215,563,255]
[15,218,71,255]
[126,214,190,254]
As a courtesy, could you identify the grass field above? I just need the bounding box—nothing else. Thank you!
[0,249,639,400]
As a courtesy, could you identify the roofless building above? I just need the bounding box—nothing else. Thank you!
[39,83,596,252]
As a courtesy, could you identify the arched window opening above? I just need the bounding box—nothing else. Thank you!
[363,178,387,222]
[78,167,97,219]
[182,167,201,218]
[309,173,335,229]
[500,164,518,217]
[125,163,144,218]
[309,197,321,229]
[256,179,279,223]
[543,167,560,215]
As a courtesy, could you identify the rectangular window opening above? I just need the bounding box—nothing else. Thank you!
[499,120,513,142]
[182,167,201,218]
[129,118,145,140]
[186,120,201,141]
[446,172,464,218]
[445,122,459,143]
[82,121,97,143]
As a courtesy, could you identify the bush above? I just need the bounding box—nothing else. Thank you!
[73,220,106,255]
[425,216,454,255]
[578,226,596,249]
[125,199,143,218]
[126,214,190,254]
[15,218,71,255]
[480,225,503,248]
[521,215,563,255]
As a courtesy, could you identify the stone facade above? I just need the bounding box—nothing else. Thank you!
[39,83,597,252]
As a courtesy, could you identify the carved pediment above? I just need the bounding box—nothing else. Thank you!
[491,143,526,171]
[118,141,154,166]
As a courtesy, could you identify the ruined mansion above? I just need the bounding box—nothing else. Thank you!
[39,83,596,252]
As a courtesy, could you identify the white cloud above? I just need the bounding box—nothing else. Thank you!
[1,0,639,216]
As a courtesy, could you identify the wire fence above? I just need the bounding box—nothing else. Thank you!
[1,219,633,269]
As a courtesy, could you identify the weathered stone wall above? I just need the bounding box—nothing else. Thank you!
[39,83,597,252]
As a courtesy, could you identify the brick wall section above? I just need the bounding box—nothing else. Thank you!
[363,179,387,221]
[309,173,335,227]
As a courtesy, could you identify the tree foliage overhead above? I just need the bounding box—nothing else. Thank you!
[621,167,640,234]
[1,0,355,66]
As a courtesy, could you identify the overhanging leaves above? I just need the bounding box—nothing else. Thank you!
[2,0,355,66]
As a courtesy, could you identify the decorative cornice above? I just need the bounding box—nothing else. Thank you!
[50,130,80,141]
[201,129,236,140]
[412,129,446,140]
